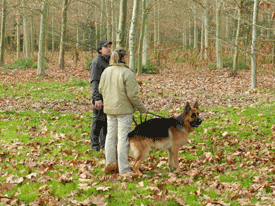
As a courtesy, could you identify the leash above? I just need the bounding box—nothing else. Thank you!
[132,111,165,126]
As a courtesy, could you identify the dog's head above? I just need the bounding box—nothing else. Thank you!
[182,101,202,129]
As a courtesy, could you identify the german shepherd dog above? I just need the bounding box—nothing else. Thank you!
[128,102,202,176]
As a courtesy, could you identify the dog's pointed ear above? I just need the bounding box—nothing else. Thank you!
[183,102,191,115]
[194,101,199,110]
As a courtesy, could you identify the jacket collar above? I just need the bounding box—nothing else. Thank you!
[109,63,134,72]
[98,54,110,63]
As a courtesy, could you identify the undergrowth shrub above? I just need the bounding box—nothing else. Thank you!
[208,56,250,70]
[5,58,37,69]
[67,76,89,87]
[135,59,158,74]
[85,56,93,70]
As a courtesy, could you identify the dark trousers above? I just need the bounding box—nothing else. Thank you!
[90,107,107,151]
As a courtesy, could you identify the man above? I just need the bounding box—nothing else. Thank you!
[89,40,112,152]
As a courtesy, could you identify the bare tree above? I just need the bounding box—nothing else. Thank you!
[216,0,223,69]
[38,0,49,76]
[0,0,6,66]
[129,0,140,70]
[22,0,30,58]
[232,1,244,76]
[142,0,149,65]
[204,0,209,60]
[16,0,20,59]
[58,0,69,70]
[116,0,127,47]
[137,0,148,73]
[251,0,259,88]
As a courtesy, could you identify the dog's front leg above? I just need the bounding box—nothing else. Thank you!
[169,147,180,171]
[168,148,175,171]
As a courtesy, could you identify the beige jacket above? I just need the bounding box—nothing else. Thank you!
[99,63,147,115]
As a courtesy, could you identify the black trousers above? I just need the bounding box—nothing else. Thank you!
[90,107,107,151]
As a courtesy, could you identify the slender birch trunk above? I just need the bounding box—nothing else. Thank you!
[116,0,127,48]
[30,15,34,57]
[251,0,259,88]
[100,0,104,40]
[129,0,140,70]
[188,21,192,48]
[38,0,48,76]
[200,20,204,59]
[0,0,6,66]
[137,0,147,73]
[154,1,157,48]
[142,0,149,65]
[183,27,186,49]
[193,12,198,51]
[216,0,223,69]
[232,4,242,75]
[52,13,54,53]
[16,0,20,59]
[111,0,116,43]
[58,0,68,70]
[106,0,111,41]
[22,0,30,58]
[204,0,209,60]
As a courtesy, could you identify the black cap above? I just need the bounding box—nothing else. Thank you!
[115,47,126,59]
[97,40,112,53]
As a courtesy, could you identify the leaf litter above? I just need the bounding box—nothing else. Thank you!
[0,60,275,205]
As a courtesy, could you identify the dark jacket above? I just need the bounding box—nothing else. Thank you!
[89,54,110,104]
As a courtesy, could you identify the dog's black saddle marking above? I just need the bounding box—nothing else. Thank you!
[129,114,184,141]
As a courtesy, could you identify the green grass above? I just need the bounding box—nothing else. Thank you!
[0,81,275,205]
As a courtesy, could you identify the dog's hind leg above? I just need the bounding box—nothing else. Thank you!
[130,140,150,176]
[132,156,143,176]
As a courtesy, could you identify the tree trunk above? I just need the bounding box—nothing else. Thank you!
[30,15,34,57]
[106,0,111,41]
[100,0,104,40]
[0,0,6,66]
[232,4,242,75]
[200,20,204,59]
[22,0,30,58]
[52,13,54,53]
[216,0,223,69]
[251,0,259,88]
[193,12,198,51]
[154,1,157,48]
[204,0,209,60]
[58,0,68,70]
[129,0,140,70]
[137,0,147,74]
[111,0,116,43]
[37,0,48,76]
[116,0,127,48]
[16,0,20,59]
[142,0,149,65]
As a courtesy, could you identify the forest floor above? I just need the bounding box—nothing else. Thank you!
[0,52,275,205]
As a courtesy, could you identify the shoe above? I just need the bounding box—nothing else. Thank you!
[91,148,100,152]
[104,164,119,174]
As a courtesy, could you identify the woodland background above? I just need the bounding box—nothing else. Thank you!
[0,0,275,205]
[0,0,275,78]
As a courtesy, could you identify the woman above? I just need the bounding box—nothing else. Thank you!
[99,48,147,175]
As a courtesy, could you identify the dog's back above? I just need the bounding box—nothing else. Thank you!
[128,116,183,141]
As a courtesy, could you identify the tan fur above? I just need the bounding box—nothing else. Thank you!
[129,102,201,176]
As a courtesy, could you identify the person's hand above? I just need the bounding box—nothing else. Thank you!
[95,100,103,110]
[143,109,149,114]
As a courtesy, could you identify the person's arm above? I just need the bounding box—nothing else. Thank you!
[90,61,103,108]
[124,71,147,113]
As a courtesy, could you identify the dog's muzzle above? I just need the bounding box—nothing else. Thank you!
[191,119,202,127]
